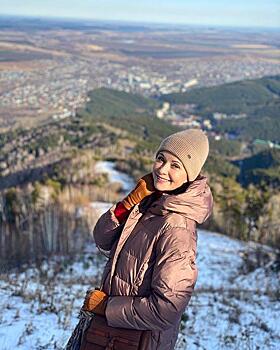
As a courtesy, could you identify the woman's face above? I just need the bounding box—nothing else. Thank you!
[152,151,188,192]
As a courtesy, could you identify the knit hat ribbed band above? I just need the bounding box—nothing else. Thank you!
[155,129,209,181]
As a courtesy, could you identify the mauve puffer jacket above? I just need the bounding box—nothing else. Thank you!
[93,176,213,350]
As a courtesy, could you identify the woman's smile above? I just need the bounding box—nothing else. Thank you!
[155,174,171,183]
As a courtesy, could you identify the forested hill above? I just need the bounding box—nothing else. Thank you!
[77,87,179,151]
[162,75,280,141]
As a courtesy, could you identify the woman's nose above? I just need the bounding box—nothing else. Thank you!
[158,162,169,174]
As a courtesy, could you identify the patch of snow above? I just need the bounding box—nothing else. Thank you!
[90,201,112,214]
[0,252,106,350]
[95,161,135,193]
[177,230,280,350]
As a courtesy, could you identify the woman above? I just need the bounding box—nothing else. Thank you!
[80,129,213,350]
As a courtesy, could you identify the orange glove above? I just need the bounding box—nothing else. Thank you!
[122,173,155,210]
[82,289,108,315]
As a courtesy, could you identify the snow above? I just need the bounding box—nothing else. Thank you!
[90,201,112,213]
[0,252,106,350]
[1,230,279,350]
[0,162,279,349]
[179,231,280,350]
[94,161,134,193]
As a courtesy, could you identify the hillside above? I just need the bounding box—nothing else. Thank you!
[78,87,179,151]
[162,75,280,141]
[0,88,180,189]
[162,75,280,115]
[0,228,279,350]
[236,149,280,187]
[1,191,279,350]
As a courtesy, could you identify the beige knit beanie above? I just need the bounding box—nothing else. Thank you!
[155,129,209,181]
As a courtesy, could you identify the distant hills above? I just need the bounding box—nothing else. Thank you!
[162,75,280,141]
[1,81,279,188]
[76,86,280,188]
[0,15,155,32]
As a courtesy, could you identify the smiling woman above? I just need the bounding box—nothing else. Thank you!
[66,128,213,350]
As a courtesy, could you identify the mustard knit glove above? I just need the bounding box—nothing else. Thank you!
[82,289,108,315]
[122,173,155,210]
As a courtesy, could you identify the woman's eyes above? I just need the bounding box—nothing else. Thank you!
[156,157,181,169]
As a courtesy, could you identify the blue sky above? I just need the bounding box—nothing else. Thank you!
[1,0,279,28]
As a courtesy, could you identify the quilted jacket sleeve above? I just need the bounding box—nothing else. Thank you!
[93,205,124,252]
[105,227,197,331]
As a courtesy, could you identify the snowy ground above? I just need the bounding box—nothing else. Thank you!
[178,231,280,350]
[0,162,279,349]
[95,161,135,194]
[0,230,279,350]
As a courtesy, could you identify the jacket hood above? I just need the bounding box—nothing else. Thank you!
[148,176,213,224]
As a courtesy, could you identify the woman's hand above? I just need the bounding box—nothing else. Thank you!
[122,173,155,210]
[82,289,108,315]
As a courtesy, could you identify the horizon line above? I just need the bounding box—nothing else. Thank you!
[1,13,279,31]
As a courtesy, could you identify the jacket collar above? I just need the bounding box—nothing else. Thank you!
[145,176,213,224]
